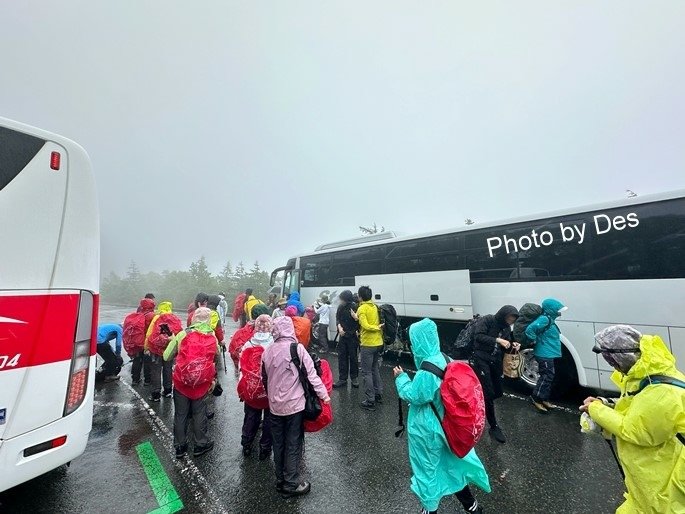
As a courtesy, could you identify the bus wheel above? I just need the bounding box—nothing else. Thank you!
[517,349,538,392]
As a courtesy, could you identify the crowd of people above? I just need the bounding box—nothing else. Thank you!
[94,287,685,513]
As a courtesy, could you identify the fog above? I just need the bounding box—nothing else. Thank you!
[2,1,684,276]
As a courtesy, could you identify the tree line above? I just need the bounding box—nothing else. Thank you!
[101,257,276,309]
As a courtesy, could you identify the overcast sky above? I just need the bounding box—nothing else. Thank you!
[2,2,684,276]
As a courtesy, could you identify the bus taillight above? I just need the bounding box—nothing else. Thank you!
[64,291,95,416]
[50,151,60,170]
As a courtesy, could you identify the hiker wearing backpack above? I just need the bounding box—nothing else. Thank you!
[96,323,125,382]
[146,301,183,402]
[124,297,156,385]
[232,291,248,326]
[394,318,490,514]
[580,325,685,514]
[163,307,219,459]
[357,285,385,411]
[217,293,228,325]
[471,305,520,444]
[334,290,360,389]
[286,291,306,316]
[237,314,274,461]
[524,298,566,414]
[285,305,312,348]
[261,316,330,498]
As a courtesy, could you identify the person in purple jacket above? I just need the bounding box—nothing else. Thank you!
[261,316,330,498]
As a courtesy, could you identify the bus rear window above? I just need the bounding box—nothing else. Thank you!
[0,127,45,192]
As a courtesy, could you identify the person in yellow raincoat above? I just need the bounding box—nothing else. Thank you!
[580,325,685,513]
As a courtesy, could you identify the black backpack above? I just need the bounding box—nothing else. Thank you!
[452,315,480,358]
[290,343,323,421]
[513,303,554,349]
[377,304,399,346]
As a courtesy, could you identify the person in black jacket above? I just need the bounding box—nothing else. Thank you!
[470,305,520,444]
[333,290,360,389]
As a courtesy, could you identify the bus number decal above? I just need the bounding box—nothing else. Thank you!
[0,354,21,369]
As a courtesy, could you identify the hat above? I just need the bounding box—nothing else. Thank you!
[192,307,212,324]
[277,297,287,307]
[254,314,273,334]
[251,303,271,319]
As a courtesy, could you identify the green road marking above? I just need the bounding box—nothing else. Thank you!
[136,441,184,514]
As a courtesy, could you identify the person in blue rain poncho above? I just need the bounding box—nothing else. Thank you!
[286,291,305,317]
[394,318,490,514]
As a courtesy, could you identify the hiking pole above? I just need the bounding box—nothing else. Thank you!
[221,345,228,373]
[605,438,625,480]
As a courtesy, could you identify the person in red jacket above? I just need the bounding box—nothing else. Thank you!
[132,297,156,385]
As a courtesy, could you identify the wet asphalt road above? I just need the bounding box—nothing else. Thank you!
[0,306,626,514]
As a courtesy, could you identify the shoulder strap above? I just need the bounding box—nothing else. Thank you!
[290,343,301,368]
[634,375,685,445]
[420,360,445,380]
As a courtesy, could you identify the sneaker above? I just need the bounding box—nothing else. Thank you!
[488,426,507,444]
[242,446,253,457]
[175,444,188,459]
[193,441,214,457]
[351,378,360,388]
[529,396,549,414]
[258,447,272,461]
[375,394,383,404]
[542,400,554,410]
[360,400,376,411]
[149,395,161,403]
[163,390,172,398]
[281,481,311,498]
[333,380,348,389]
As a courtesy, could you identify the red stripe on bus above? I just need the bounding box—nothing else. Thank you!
[0,293,81,371]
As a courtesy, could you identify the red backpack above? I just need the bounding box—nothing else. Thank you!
[232,293,247,322]
[237,343,268,410]
[173,330,217,400]
[123,312,147,356]
[229,324,255,365]
[419,354,486,458]
[304,358,334,433]
[147,313,183,356]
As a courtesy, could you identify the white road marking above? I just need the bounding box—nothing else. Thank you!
[118,381,229,514]
[93,400,134,409]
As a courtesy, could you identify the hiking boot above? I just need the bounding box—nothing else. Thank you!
[542,400,554,410]
[281,481,311,498]
[242,445,253,457]
[193,441,214,457]
[529,396,549,414]
[375,394,383,404]
[360,400,376,411]
[351,378,360,388]
[163,389,173,398]
[149,395,161,403]
[488,426,507,444]
[258,447,272,461]
[175,444,188,459]
[333,380,348,389]
[104,375,120,383]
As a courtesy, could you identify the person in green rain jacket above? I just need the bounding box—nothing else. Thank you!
[582,325,685,514]
[394,318,490,514]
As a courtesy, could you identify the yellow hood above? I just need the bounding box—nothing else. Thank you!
[157,301,173,315]
[611,335,684,392]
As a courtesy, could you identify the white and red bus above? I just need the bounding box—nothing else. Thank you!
[0,118,99,492]
[271,190,685,394]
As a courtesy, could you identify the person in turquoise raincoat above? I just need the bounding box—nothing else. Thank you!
[394,318,491,514]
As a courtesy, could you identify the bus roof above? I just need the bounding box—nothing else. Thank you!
[292,188,685,259]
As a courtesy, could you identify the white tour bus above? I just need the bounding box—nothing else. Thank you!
[0,118,99,492]
[271,190,685,393]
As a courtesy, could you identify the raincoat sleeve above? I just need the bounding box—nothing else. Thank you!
[473,317,496,347]
[299,345,330,401]
[588,386,683,446]
[395,371,437,405]
[163,331,186,361]
[525,315,548,342]
[358,306,381,332]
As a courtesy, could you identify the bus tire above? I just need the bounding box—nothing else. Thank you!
[516,345,578,398]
